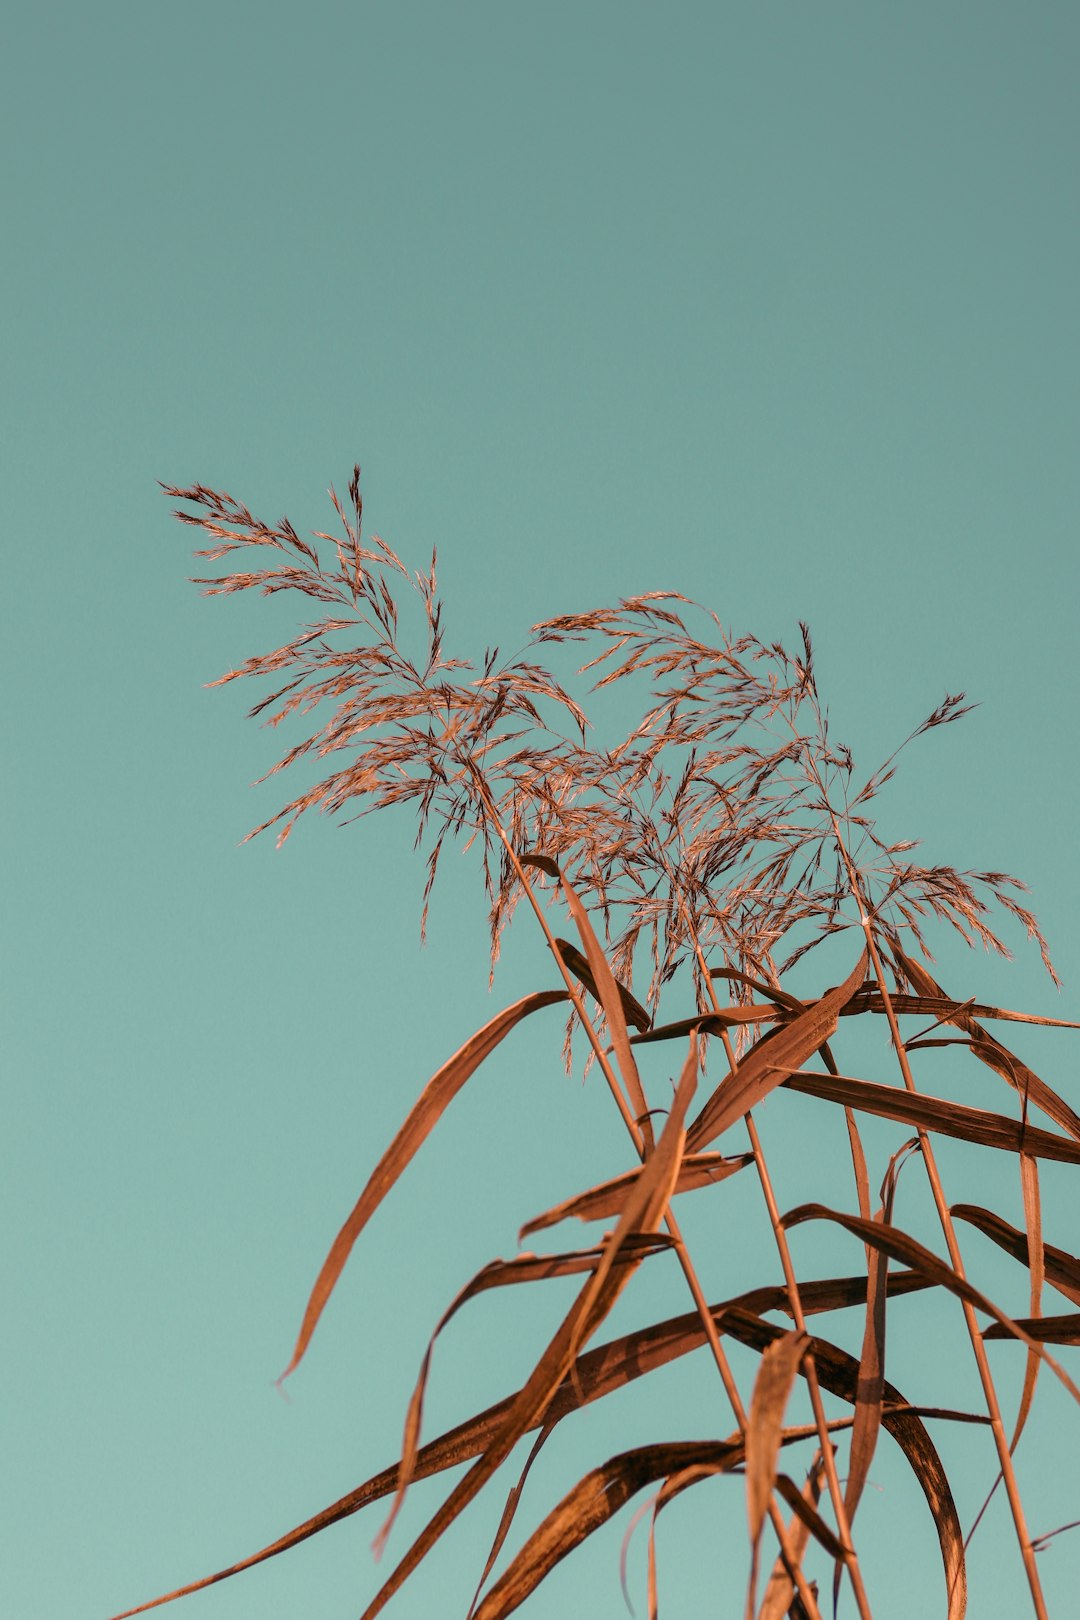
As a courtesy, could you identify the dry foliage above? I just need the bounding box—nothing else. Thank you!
[114,467,1080,1619]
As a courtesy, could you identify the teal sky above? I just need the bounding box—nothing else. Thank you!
[4,5,1079,1618]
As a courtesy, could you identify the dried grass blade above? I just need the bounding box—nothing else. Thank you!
[557,878,655,1147]
[685,951,868,1153]
[519,1152,753,1240]
[891,946,1080,1141]
[783,1071,1080,1165]
[842,990,1080,1030]
[551,935,652,1032]
[718,1307,970,1620]
[631,1006,782,1045]
[1011,1153,1044,1449]
[104,1270,935,1620]
[757,1455,826,1620]
[746,1331,810,1608]
[374,1239,669,1557]
[773,1473,848,1562]
[950,1205,1080,1307]
[710,966,807,1013]
[983,1315,1080,1343]
[781,1204,1080,1408]
[278,989,568,1382]
[471,1439,748,1620]
[467,1423,555,1619]
[844,1225,889,1528]
[356,1040,698,1619]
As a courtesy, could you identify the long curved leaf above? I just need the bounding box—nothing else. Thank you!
[278,988,568,1381]
[472,1438,749,1620]
[718,1306,973,1620]
[1012,1153,1044,1449]
[105,1269,937,1620]
[556,874,654,1147]
[550,935,651,1032]
[781,1204,1080,1408]
[841,989,1080,1030]
[374,1237,671,1556]
[983,1315,1080,1343]
[685,951,868,1152]
[746,1331,810,1605]
[758,1456,826,1620]
[950,1204,1080,1307]
[891,946,1080,1141]
[783,1071,1080,1164]
[519,1152,752,1240]
[356,1038,698,1619]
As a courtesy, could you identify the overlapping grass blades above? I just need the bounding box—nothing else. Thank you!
[114,469,1079,1618]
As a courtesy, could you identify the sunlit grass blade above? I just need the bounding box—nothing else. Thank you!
[746,1331,810,1610]
[555,875,654,1145]
[757,1455,825,1620]
[684,952,868,1153]
[278,989,568,1382]
[550,935,652,1031]
[891,946,1080,1141]
[783,1072,1080,1165]
[983,1315,1080,1343]
[355,1039,698,1619]
[471,1438,750,1620]
[518,1152,753,1240]
[842,990,1080,1030]
[374,1238,671,1557]
[104,1267,941,1620]
[718,1307,975,1620]
[781,1205,1080,1407]
[1012,1153,1044,1448]
[950,1204,1080,1307]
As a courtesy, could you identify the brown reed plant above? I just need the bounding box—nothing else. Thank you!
[113,466,1080,1620]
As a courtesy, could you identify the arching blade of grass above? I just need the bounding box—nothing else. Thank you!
[841,990,1080,1030]
[783,1072,1080,1164]
[554,871,654,1147]
[356,1039,698,1619]
[102,1269,941,1620]
[374,1237,672,1556]
[757,1455,826,1620]
[951,1204,1080,1307]
[782,1205,1080,1407]
[684,952,868,1153]
[718,1306,978,1620]
[1012,1154,1045,1448]
[518,1152,753,1240]
[471,1427,843,1620]
[892,946,1080,1140]
[983,1315,1080,1343]
[277,989,568,1382]
[550,935,651,1031]
[746,1331,810,1611]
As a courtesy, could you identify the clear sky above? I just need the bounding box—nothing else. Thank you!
[3,4,1079,1618]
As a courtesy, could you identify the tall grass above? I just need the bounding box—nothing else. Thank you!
[113,467,1078,1618]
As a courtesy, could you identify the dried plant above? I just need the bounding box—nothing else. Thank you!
[112,467,1079,1619]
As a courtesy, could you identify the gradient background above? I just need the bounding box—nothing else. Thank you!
[3,5,1079,1618]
